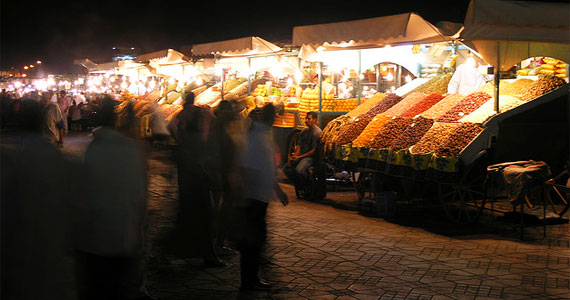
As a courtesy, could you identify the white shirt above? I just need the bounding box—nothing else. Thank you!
[240,122,277,204]
[74,93,86,104]
[447,63,489,95]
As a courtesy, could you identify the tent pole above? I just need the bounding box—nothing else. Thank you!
[358,50,362,105]
[247,58,251,96]
[494,42,500,113]
[318,61,323,128]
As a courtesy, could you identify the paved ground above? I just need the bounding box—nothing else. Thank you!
[59,131,570,300]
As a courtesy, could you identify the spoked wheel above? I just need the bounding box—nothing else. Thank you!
[354,172,382,202]
[438,159,487,225]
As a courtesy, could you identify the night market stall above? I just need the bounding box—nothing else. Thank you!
[293,7,569,226]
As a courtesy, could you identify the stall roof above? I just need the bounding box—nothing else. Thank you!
[136,49,191,65]
[461,0,570,69]
[292,13,458,49]
[88,61,120,73]
[191,36,283,57]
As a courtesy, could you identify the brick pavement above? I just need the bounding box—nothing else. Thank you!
[59,132,569,300]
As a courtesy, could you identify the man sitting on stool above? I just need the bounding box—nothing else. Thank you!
[287,111,322,193]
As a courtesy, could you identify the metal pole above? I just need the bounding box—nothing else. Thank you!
[247,57,251,96]
[318,61,323,128]
[358,50,362,105]
[494,42,500,113]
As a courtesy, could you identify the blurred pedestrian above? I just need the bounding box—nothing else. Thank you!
[166,92,225,267]
[0,88,9,128]
[1,98,74,300]
[41,93,65,147]
[236,103,288,291]
[212,100,245,253]
[58,90,72,134]
[71,97,155,300]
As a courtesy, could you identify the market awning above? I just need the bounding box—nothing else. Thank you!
[461,0,570,70]
[191,36,283,57]
[137,49,191,66]
[292,13,458,49]
[87,61,120,73]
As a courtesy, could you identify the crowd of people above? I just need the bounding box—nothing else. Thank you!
[0,89,104,140]
[0,89,329,299]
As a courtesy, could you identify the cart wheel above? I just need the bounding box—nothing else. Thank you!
[354,172,382,202]
[438,161,487,225]
[285,129,301,162]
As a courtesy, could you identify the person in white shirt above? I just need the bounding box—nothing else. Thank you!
[447,58,491,95]
[235,103,288,291]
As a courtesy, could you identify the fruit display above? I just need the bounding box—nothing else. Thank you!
[459,95,525,123]
[419,94,465,119]
[273,112,296,128]
[436,92,492,123]
[389,116,435,151]
[321,99,359,112]
[400,93,444,118]
[519,74,567,101]
[352,114,392,147]
[410,123,459,155]
[434,122,483,157]
[383,92,427,117]
[346,93,387,117]
[368,117,414,149]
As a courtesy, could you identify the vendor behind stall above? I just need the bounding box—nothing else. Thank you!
[447,57,492,95]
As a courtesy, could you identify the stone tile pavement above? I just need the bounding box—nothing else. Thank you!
[59,132,569,300]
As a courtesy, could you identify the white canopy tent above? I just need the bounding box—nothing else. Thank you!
[292,12,460,111]
[136,49,201,82]
[293,12,458,49]
[192,37,300,98]
[192,36,283,57]
[461,0,570,71]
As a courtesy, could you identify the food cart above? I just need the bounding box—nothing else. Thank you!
[291,12,463,202]
[318,0,569,225]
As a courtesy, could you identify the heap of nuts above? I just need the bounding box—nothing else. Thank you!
[437,92,492,122]
[410,122,459,154]
[321,115,353,149]
[368,117,414,149]
[383,92,427,117]
[519,74,566,101]
[367,93,404,116]
[459,95,525,123]
[352,114,392,147]
[420,94,465,119]
[406,73,452,95]
[334,113,375,145]
[389,116,435,150]
[434,122,483,157]
[401,93,444,118]
[346,93,387,117]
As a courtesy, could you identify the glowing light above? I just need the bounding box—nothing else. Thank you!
[286,77,293,87]
[109,76,115,83]
[24,66,29,70]
[148,79,156,89]
[405,75,412,83]
[22,74,27,77]
[36,60,42,64]
[168,77,176,85]
[14,81,22,89]
[385,73,394,81]
[196,77,203,86]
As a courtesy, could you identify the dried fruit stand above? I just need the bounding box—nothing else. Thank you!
[319,0,569,225]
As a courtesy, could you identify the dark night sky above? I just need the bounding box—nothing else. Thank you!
[0,0,501,74]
